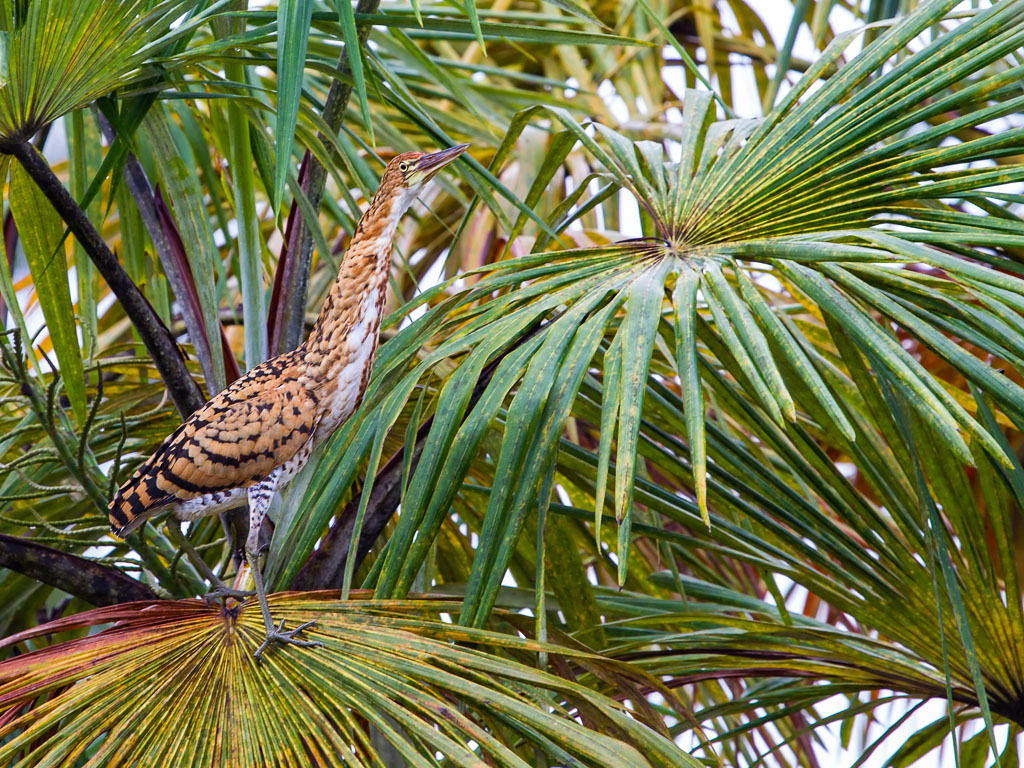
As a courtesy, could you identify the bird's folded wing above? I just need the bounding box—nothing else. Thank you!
[154,379,319,499]
[110,376,320,536]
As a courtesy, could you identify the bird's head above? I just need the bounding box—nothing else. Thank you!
[375,143,469,215]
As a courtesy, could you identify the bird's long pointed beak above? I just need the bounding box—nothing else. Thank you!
[418,143,470,177]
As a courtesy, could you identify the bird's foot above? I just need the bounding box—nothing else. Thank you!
[204,584,255,606]
[254,619,323,661]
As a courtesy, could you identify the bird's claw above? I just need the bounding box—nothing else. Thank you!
[204,585,255,606]
[254,619,322,661]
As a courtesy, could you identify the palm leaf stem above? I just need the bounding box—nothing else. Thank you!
[290,430,421,591]
[0,139,203,418]
[0,533,156,605]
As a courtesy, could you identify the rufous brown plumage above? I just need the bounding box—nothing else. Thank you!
[109,144,469,657]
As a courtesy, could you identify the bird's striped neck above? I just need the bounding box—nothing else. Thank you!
[301,185,412,382]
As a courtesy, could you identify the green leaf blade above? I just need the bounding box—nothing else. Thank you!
[9,158,86,422]
[274,0,314,212]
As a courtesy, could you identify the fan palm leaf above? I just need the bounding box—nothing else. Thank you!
[0,594,699,768]
[0,0,222,141]
[2,0,1023,763]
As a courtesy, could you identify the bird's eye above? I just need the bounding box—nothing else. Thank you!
[399,161,409,172]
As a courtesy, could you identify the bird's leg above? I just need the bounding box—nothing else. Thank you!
[164,518,252,599]
[246,476,322,660]
[247,547,321,660]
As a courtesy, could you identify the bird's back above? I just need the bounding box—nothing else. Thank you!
[109,350,319,536]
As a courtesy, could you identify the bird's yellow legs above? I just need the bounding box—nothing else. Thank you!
[245,473,322,660]
[246,548,321,660]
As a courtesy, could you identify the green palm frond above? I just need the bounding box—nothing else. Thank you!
[2,1,1024,763]
[274,0,1024,612]
[0,0,223,141]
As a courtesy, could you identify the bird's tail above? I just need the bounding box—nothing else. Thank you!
[108,496,148,538]
[108,459,172,538]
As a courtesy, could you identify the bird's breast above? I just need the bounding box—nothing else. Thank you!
[312,293,385,443]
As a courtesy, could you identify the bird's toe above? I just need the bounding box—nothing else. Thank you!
[253,619,323,661]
